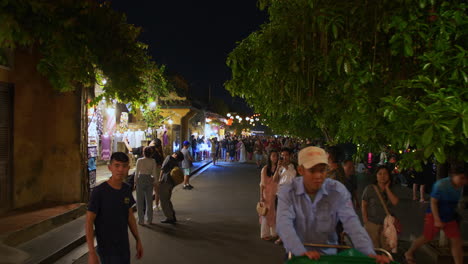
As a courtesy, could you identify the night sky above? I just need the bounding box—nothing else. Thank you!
[110,0,267,110]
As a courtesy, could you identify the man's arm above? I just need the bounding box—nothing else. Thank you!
[338,189,375,256]
[85,211,99,263]
[128,208,143,259]
[276,186,307,256]
[430,197,444,227]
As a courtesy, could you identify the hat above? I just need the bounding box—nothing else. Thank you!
[298,146,328,169]
[183,140,190,146]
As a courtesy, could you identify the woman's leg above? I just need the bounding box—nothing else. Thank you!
[153,182,160,209]
[136,183,145,224]
[260,216,271,240]
[270,222,278,237]
[364,221,381,248]
[413,184,418,200]
[419,184,426,202]
[144,183,153,223]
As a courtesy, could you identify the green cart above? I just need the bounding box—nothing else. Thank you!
[286,243,400,264]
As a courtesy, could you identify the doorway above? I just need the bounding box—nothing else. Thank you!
[0,83,13,212]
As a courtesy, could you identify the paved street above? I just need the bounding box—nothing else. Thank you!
[74,162,286,264]
[73,161,468,264]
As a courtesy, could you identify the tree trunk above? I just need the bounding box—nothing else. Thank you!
[80,85,90,203]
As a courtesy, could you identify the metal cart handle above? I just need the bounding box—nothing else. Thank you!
[287,244,394,261]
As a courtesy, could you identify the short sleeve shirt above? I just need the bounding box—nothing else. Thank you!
[181,148,192,169]
[88,182,135,256]
[362,185,396,225]
[160,155,179,184]
[426,177,462,222]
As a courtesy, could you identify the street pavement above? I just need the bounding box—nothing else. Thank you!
[74,162,286,264]
[73,161,468,264]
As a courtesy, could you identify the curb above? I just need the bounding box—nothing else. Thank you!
[190,161,212,177]
[3,204,87,247]
[33,235,86,264]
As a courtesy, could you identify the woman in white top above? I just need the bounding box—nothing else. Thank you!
[135,147,158,225]
[238,140,247,163]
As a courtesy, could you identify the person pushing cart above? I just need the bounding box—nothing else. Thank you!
[276,146,390,264]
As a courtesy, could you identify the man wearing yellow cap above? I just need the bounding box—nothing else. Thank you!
[276,146,390,264]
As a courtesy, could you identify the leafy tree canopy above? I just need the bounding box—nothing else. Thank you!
[0,0,170,105]
[226,0,468,167]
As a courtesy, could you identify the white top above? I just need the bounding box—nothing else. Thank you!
[278,163,297,185]
[135,130,146,147]
[135,157,158,179]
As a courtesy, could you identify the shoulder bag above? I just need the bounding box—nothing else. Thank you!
[372,185,402,234]
[170,166,184,186]
[256,202,268,216]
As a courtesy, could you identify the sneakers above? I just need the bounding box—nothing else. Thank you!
[183,184,194,190]
[160,218,177,224]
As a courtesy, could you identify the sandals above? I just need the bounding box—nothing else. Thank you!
[261,236,272,241]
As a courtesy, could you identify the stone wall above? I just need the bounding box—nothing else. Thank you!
[0,49,83,209]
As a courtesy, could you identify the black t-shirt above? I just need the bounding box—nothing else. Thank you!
[160,155,179,184]
[149,146,164,165]
[88,182,136,256]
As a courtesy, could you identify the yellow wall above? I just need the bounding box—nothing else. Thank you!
[10,49,83,208]
[0,67,10,82]
[160,108,190,125]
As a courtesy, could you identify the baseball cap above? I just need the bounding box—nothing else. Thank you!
[183,140,190,146]
[298,146,328,169]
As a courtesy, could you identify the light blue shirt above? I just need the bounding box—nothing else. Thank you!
[276,177,375,256]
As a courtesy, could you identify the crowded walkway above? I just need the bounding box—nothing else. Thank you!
[72,153,466,263]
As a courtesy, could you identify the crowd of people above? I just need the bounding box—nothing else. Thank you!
[189,134,306,165]
[84,134,467,264]
[256,144,467,264]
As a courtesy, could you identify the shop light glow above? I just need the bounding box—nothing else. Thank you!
[168,119,173,125]
[246,117,250,121]
[227,113,231,117]
[149,101,157,108]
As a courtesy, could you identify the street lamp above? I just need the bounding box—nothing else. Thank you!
[246,117,250,121]
[236,115,240,119]
[227,113,231,117]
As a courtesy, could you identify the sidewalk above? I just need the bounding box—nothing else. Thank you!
[0,160,213,264]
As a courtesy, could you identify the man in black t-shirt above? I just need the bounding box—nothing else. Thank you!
[86,152,143,264]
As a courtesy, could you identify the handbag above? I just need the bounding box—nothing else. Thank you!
[372,185,402,234]
[256,202,268,216]
[170,166,184,186]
